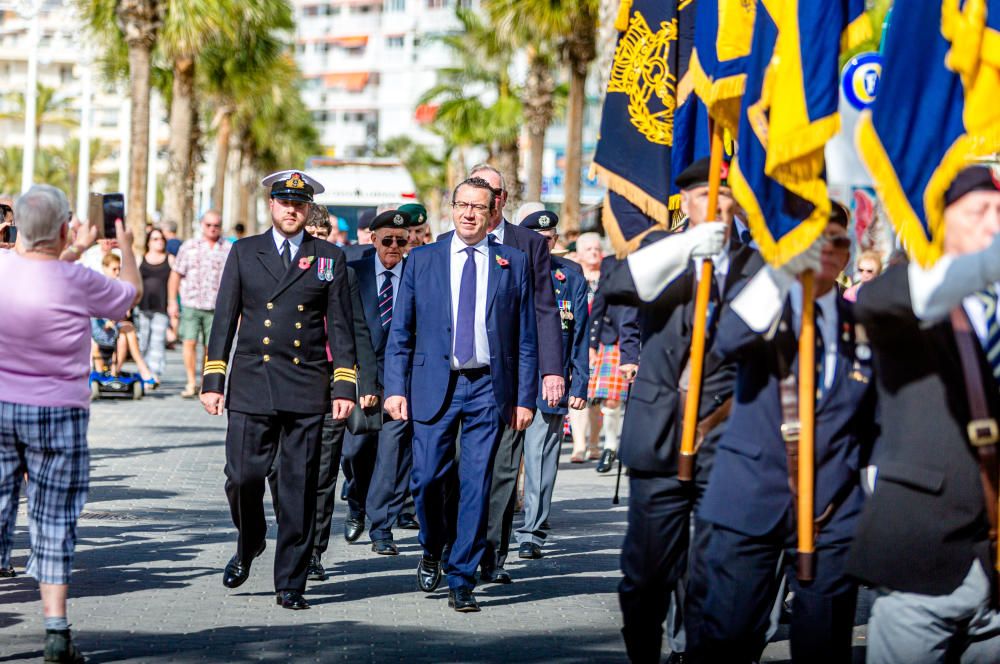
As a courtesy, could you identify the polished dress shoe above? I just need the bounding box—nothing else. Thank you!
[596,448,617,473]
[396,513,419,530]
[44,629,85,663]
[481,567,513,584]
[518,542,542,559]
[448,587,480,612]
[372,540,398,555]
[222,541,265,588]
[0,565,15,578]
[343,513,365,543]
[306,554,327,582]
[417,555,442,592]
[276,589,310,610]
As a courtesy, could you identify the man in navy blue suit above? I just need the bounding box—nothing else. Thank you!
[688,205,878,663]
[384,176,538,612]
[343,208,414,555]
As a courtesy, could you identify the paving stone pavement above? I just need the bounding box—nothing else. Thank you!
[0,350,865,662]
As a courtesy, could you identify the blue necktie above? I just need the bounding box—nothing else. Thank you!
[455,246,477,365]
[378,273,393,330]
[976,287,1000,383]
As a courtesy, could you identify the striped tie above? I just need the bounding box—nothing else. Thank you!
[379,273,393,330]
[977,287,1000,383]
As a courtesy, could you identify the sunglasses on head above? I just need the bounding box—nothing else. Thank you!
[380,236,408,248]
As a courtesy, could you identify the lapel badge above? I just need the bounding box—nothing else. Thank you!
[495,255,509,268]
[299,255,315,270]
[554,269,566,282]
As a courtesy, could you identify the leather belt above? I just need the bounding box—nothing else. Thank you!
[950,308,999,587]
[454,366,490,380]
[779,372,801,499]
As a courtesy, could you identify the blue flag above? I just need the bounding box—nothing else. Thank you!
[856,0,1000,267]
[689,0,757,134]
[595,0,694,254]
[729,0,871,267]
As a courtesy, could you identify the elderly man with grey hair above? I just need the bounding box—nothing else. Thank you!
[0,185,141,663]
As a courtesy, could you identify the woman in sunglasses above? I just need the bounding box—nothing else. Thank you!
[844,250,883,302]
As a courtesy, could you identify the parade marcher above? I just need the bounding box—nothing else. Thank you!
[599,157,761,663]
[569,233,605,462]
[0,186,139,663]
[847,165,1000,663]
[688,202,877,663]
[400,202,431,248]
[342,208,415,555]
[200,170,357,611]
[384,176,537,612]
[515,210,590,559]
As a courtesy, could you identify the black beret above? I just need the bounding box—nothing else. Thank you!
[521,210,559,230]
[358,208,375,230]
[675,156,731,191]
[370,209,411,231]
[945,165,1000,207]
[829,199,850,228]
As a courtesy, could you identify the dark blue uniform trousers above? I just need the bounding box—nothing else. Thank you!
[411,369,501,590]
[343,417,412,542]
[688,501,860,664]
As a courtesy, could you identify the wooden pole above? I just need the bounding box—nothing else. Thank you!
[797,269,817,582]
[677,126,724,481]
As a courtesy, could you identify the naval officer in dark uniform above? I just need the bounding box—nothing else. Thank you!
[200,170,357,610]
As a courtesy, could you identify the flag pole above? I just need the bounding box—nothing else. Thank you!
[797,269,817,581]
[677,124,724,481]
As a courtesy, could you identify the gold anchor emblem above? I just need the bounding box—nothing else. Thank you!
[286,173,306,189]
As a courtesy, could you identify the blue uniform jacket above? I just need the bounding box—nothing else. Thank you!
[699,289,878,537]
[538,256,590,415]
[384,238,538,425]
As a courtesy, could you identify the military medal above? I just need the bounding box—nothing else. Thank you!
[324,258,334,281]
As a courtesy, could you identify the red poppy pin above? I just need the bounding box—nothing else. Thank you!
[554,269,566,282]
[495,255,509,267]
[298,256,315,270]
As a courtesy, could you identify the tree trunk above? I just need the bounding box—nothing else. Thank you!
[563,64,586,232]
[125,42,153,251]
[523,52,555,202]
[163,57,195,238]
[212,110,232,211]
[496,141,521,213]
[235,149,249,230]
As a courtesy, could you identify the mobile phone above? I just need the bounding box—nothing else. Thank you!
[102,193,125,239]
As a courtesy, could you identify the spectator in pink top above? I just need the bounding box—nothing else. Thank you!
[166,210,230,397]
[0,184,141,662]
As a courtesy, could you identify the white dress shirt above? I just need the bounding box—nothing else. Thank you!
[490,218,507,244]
[789,282,839,391]
[272,228,304,260]
[694,248,731,296]
[963,284,1000,346]
[374,253,402,307]
[450,233,491,369]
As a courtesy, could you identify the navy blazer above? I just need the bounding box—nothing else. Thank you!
[538,256,590,414]
[348,253,404,388]
[341,243,375,262]
[440,221,563,377]
[384,238,538,425]
[698,288,878,537]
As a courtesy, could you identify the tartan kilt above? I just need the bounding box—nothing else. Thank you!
[587,343,629,402]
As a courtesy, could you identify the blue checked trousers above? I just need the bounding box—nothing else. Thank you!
[0,401,90,584]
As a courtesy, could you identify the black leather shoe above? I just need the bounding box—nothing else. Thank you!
[222,541,265,588]
[396,513,419,530]
[0,565,15,578]
[344,513,365,543]
[596,448,617,473]
[372,540,398,555]
[44,629,85,663]
[417,555,442,592]
[518,542,542,559]
[665,653,687,664]
[306,554,327,582]
[276,589,310,610]
[481,567,513,584]
[448,587,480,612]
[539,519,550,530]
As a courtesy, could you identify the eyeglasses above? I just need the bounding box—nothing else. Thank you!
[858,267,876,274]
[451,201,490,214]
[380,236,409,247]
[825,234,851,250]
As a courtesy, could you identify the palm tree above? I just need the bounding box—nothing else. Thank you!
[0,84,78,144]
[0,147,22,194]
[486,0,598,229]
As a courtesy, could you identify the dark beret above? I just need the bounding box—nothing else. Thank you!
[520,210,559,230]
[369,209,411,231]
[675,156,731,191]
[945,165,1000,207]
[829,200,850,228]
[358,209,375,230]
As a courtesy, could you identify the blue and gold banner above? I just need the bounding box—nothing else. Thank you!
[730,0,871,267]
[689,0,757,134]
[595,0,695,254]
[856,0,1000,267]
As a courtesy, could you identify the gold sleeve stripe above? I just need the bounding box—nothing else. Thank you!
[203,367,227,376]
[204,361,227,369]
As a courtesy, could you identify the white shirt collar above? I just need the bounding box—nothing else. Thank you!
[451,231,489,256]
[272,227,304,252]
[374,252,403,278]
[490,218,507,244]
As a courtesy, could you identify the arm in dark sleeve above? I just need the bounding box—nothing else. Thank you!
[589,287,607,351]
[202,246,242,394]
[347,267,378,396]
[517,254,540,410]
[569,275,591,400]
[384,254,416,399]
[617,305,641,365]
[327,250,358,400]
[854,263,918,332]
[531,235,564,376]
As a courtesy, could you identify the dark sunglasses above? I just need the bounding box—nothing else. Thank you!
[380,237,409,248]
[826,235,851,250]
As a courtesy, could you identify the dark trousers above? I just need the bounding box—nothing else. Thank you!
[480,423,525,572]
[619,468,712,664]
[411,369,501,590]
[343,417,412,542]
[689,509,859,664]
[269,413,346,559]
[224,410,324,592]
